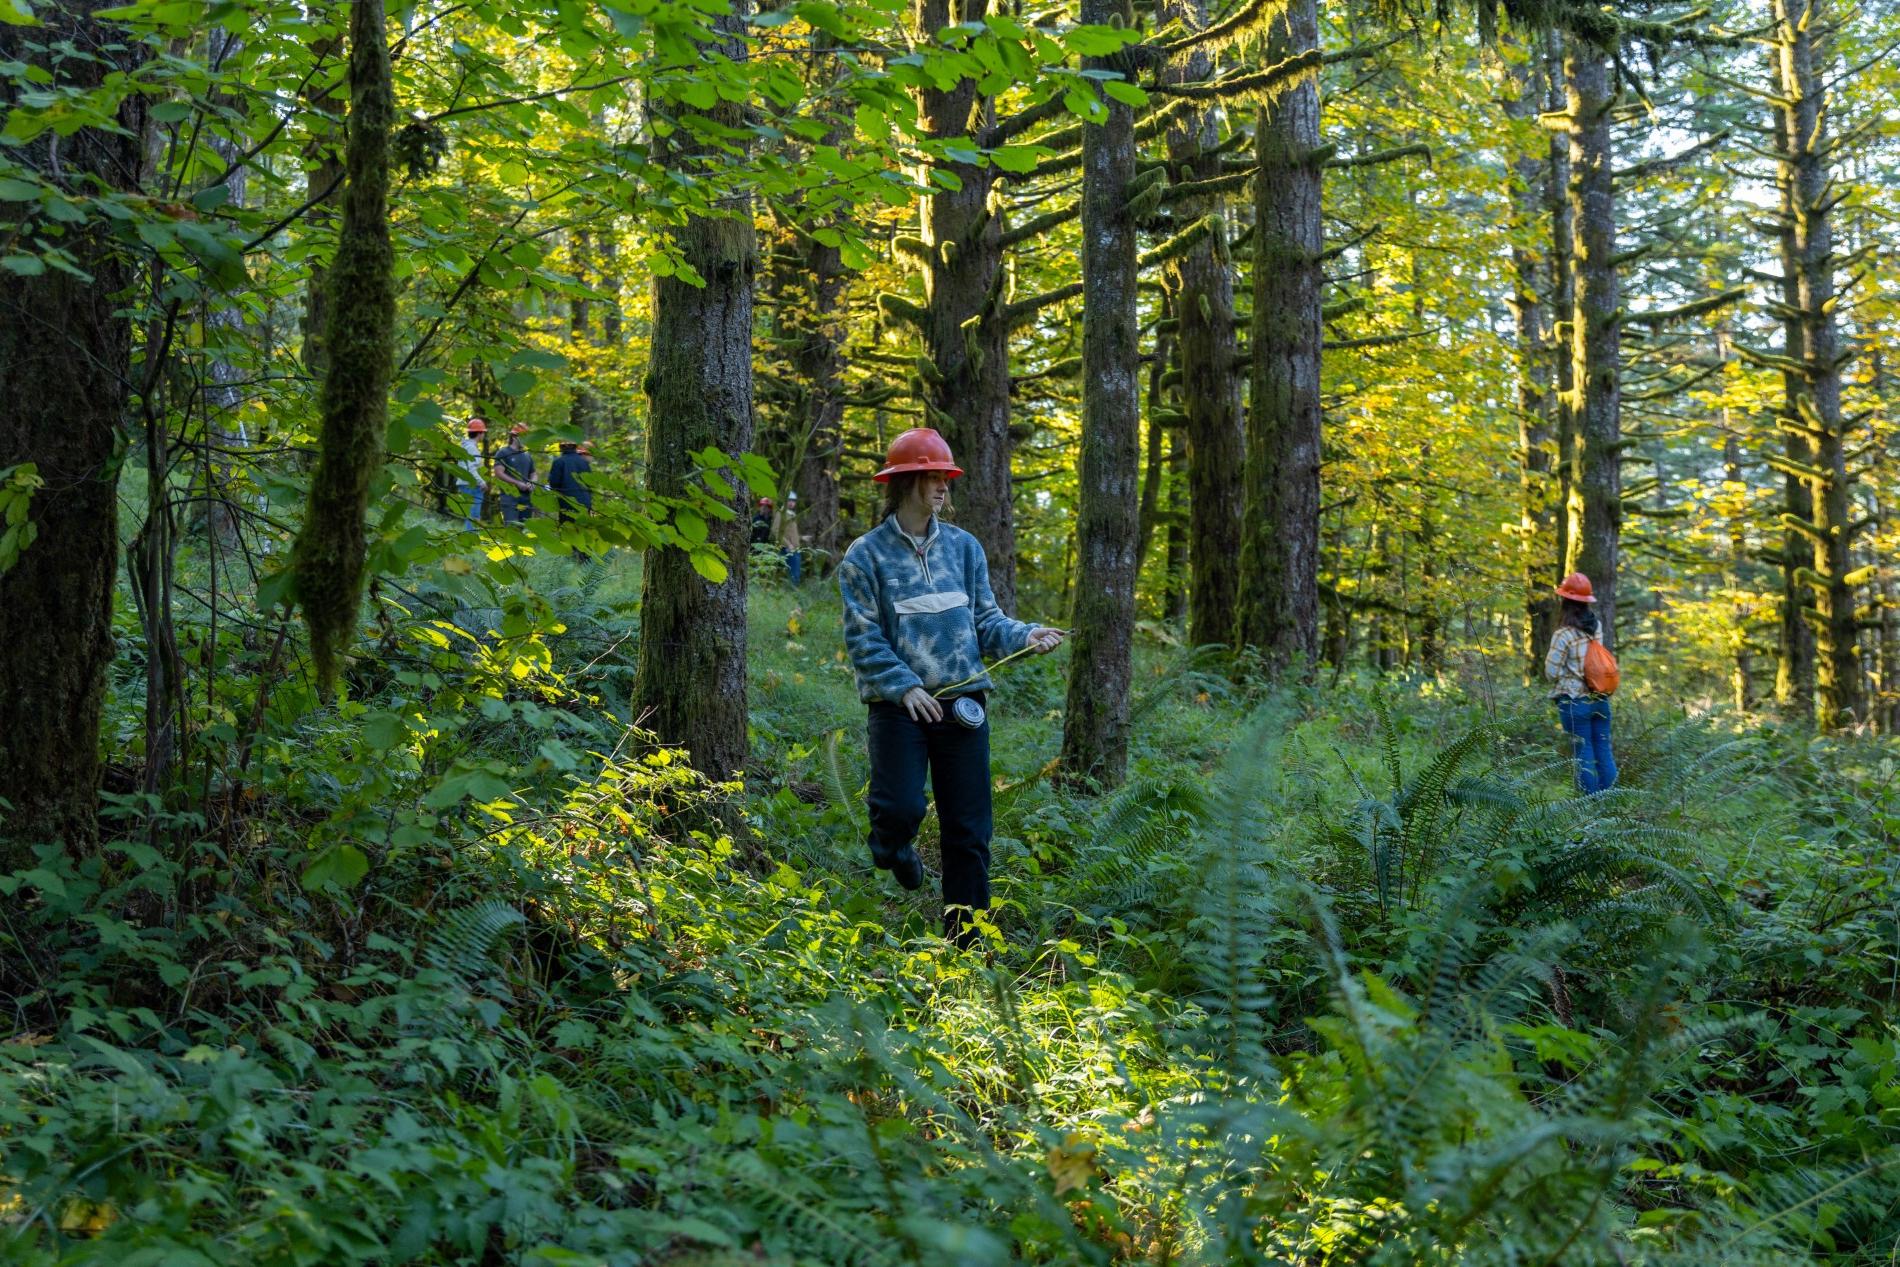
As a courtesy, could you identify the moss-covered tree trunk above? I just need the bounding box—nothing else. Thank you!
[1163,423,1189,622]
[1503,49,1556,680]
[791,228,846,567]
[0,2,148,865]
[1771,182,1817,714]
[632,1,756,785]
[300,6,346,377]
[290,0,394,692]
[911,0,1016,608]
[1545,31,1576,584]
[1562,45,1621,648]
[1771,0,1860,727]
[1059,0,1139,789]
[1161,0,1244,651]
[1723,425,1754,713]
[1135,322,1174,572]
[1236,0,1322,670]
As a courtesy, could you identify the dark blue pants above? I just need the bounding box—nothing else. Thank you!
[1556,696,1618,794]
[784,548,802,586]
[866,699,992,919]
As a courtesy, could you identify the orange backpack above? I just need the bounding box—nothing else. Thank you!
[1582,637,1620,696]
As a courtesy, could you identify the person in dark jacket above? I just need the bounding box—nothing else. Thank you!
[493,425,535,524]
[837,427,1063,946]
[547,440,593,560]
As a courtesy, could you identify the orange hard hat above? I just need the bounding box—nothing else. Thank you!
[510,423,528,436]
[1555,572,1597,603]
[875,427,963,482]
[758,496,774,509]
[466,417,488,434]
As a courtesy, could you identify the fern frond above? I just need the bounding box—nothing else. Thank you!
[422,900,527,984]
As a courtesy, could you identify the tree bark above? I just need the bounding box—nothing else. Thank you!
[1236,0,1323,671]
[632,0,756,786]
[1160,0,1245,651]
[761,211,846,566]
[1135,323,1173,574]
[1771,0,1860,726]
[300,9,346,377]
[0,2,148,864]
[1563,46,1621,648]
[290,0,395,694]
[914,0,1016,608]
[1060,3,1139,789]
[1723,425,1754,713]
[1503,48,1556,680]
[1163,423,1189,622]
[1545,30,1577,586]
[792,227,846,566]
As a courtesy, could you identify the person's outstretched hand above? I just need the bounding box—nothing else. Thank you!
[901,686,943,723]
[1027,627,1066,654]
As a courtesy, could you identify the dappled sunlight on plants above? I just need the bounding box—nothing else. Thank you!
[4,565,1898,1265]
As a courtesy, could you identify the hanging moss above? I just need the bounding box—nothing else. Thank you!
[289,0,394,695]
[1139,213,1223,270]
[876,291,929,329]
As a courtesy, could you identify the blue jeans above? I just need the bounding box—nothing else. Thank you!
[866,698,992,933]
[460,483,485,531]
[1557,696,1618,794]
[784,548,802,586]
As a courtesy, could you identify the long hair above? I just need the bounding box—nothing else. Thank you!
[881,472,952,523]
[1560,597,1599,636]
[880,472,914,522]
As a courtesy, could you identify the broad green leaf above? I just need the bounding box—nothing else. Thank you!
[301,843,369,892]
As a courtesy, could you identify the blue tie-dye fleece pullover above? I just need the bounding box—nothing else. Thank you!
[838,515,1037,703]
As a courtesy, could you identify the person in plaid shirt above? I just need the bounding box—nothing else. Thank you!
[1545,572,1618,793]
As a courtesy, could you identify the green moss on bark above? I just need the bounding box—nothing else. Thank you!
[290,0,395,694]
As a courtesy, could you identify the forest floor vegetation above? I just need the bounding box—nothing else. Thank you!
[2,552,1897,1265]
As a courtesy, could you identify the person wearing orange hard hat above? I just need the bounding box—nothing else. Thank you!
[458,417,489,531]
[836,427,1064,946]
[1544,571,1618,793]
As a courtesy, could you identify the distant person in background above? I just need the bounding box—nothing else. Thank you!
[777,490,802,586]
[493,424,535,524]
[547,439,593,561]
[750,496,774,548]
[1544,571,1619,794]
[459,417,488,531]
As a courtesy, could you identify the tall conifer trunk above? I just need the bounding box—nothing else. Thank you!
[1503,49,1555,678]
[1546,31,1576,582]
[1563,46,1621,646]
[913,0,1016,608]
[1770,0,1860,726]
[632,2,756,784]
[1161,0,1244,650]
[0,2,148,863]
[788,222,846,565]
[1060,0,1139,788]
[1236,0,1322,669]
[1163,424,1189,621]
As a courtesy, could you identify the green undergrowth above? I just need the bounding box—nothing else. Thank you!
[4,560,1898,1264]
